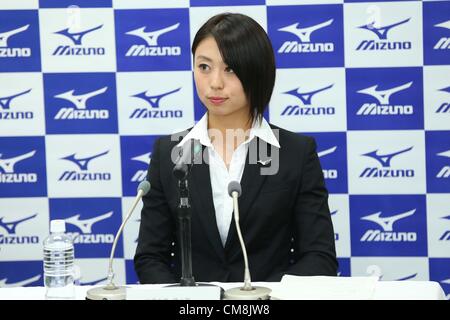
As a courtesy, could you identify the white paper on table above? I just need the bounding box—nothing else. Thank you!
[270,275,379,300]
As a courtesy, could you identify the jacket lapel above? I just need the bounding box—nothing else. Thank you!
[225,138,270,250]
[189,147,225,261]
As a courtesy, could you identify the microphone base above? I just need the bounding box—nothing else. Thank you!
[224,286,271,300]
[86,285,127,300]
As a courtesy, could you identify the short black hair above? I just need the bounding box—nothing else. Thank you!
[192,13,276,124]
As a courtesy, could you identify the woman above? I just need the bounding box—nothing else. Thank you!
[134,13,337,283]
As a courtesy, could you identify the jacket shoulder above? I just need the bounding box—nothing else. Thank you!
[155,128,192,150]
[269,124,315,149]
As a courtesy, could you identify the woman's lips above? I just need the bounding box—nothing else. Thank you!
[208,97,227,105]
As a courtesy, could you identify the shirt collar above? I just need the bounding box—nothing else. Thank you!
[249,116,281,149]
[177,113,212,148]
[177,113,281,149]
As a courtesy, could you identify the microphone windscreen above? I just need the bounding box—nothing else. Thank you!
[193,140,202,156]
[137,180,151,195]
[173,139,202,180]
[228,181,242,197]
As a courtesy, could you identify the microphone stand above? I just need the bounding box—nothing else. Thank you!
[169,175,215,288]
[86,181,150,300]
[169,148,223,297]
[170,145,196,287]
[175,177,196,286]
[223,183,271,300]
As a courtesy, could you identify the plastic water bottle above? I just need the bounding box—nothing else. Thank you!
[43,220,75,299]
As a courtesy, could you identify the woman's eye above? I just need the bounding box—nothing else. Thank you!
[198,64,210,71]
[225,67,234,73]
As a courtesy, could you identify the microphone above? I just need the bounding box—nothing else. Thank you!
[223,181,271,300]
[171,139,200,286]
[169,138,223,295]
[86,180,151,300]
[173,139,202,180]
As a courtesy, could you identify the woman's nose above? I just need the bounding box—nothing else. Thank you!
[210,70,224,90]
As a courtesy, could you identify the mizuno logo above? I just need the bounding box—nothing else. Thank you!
[131,153,151,182]
[0,25,29,47]
[357,82,412,105]
[434,20,450,49]
[356,82,414,116]
[132,152,151,165]
[54,87,107,110]
[318,146,337,158]
[368,270,417,281]
[436,87,450,113]
[126,23,180,46]
[0,150,36,173]
[437,150,450,178]
[0,214,37,234]
[65,211,113,234]
[319,147,338,180]
[61,150,109,171]
[435,20,450,30]
[394,273,417,281]
[440,230,450,241]
[437,150,450,159]
[362,147,413,167]
[0,89,31,110]
[361,209,416,231]
[284,84,333,105]
[439,216,450,241]
[277,19,335,53]
[359,18,410,40]
[278,19,333,42]
[54,25,103,45]
[439,86,450,94]
[80,277,108,286]
[281,84,335,116]
[0,275,41,288]
[133,88,181,108]
[356,18,412,51]
[330,210,338,216]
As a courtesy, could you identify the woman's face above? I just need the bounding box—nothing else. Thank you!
[193,36,250,120]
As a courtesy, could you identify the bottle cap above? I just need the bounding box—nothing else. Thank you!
[50,219,66,233]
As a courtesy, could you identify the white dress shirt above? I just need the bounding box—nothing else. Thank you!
[178,113,280,246]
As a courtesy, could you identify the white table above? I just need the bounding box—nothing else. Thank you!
[0,280,446,300]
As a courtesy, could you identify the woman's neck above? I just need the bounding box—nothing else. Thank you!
[207,112,252,135]
[207,111,253,167]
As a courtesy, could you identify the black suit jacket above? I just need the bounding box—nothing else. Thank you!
[134,125,337,283]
